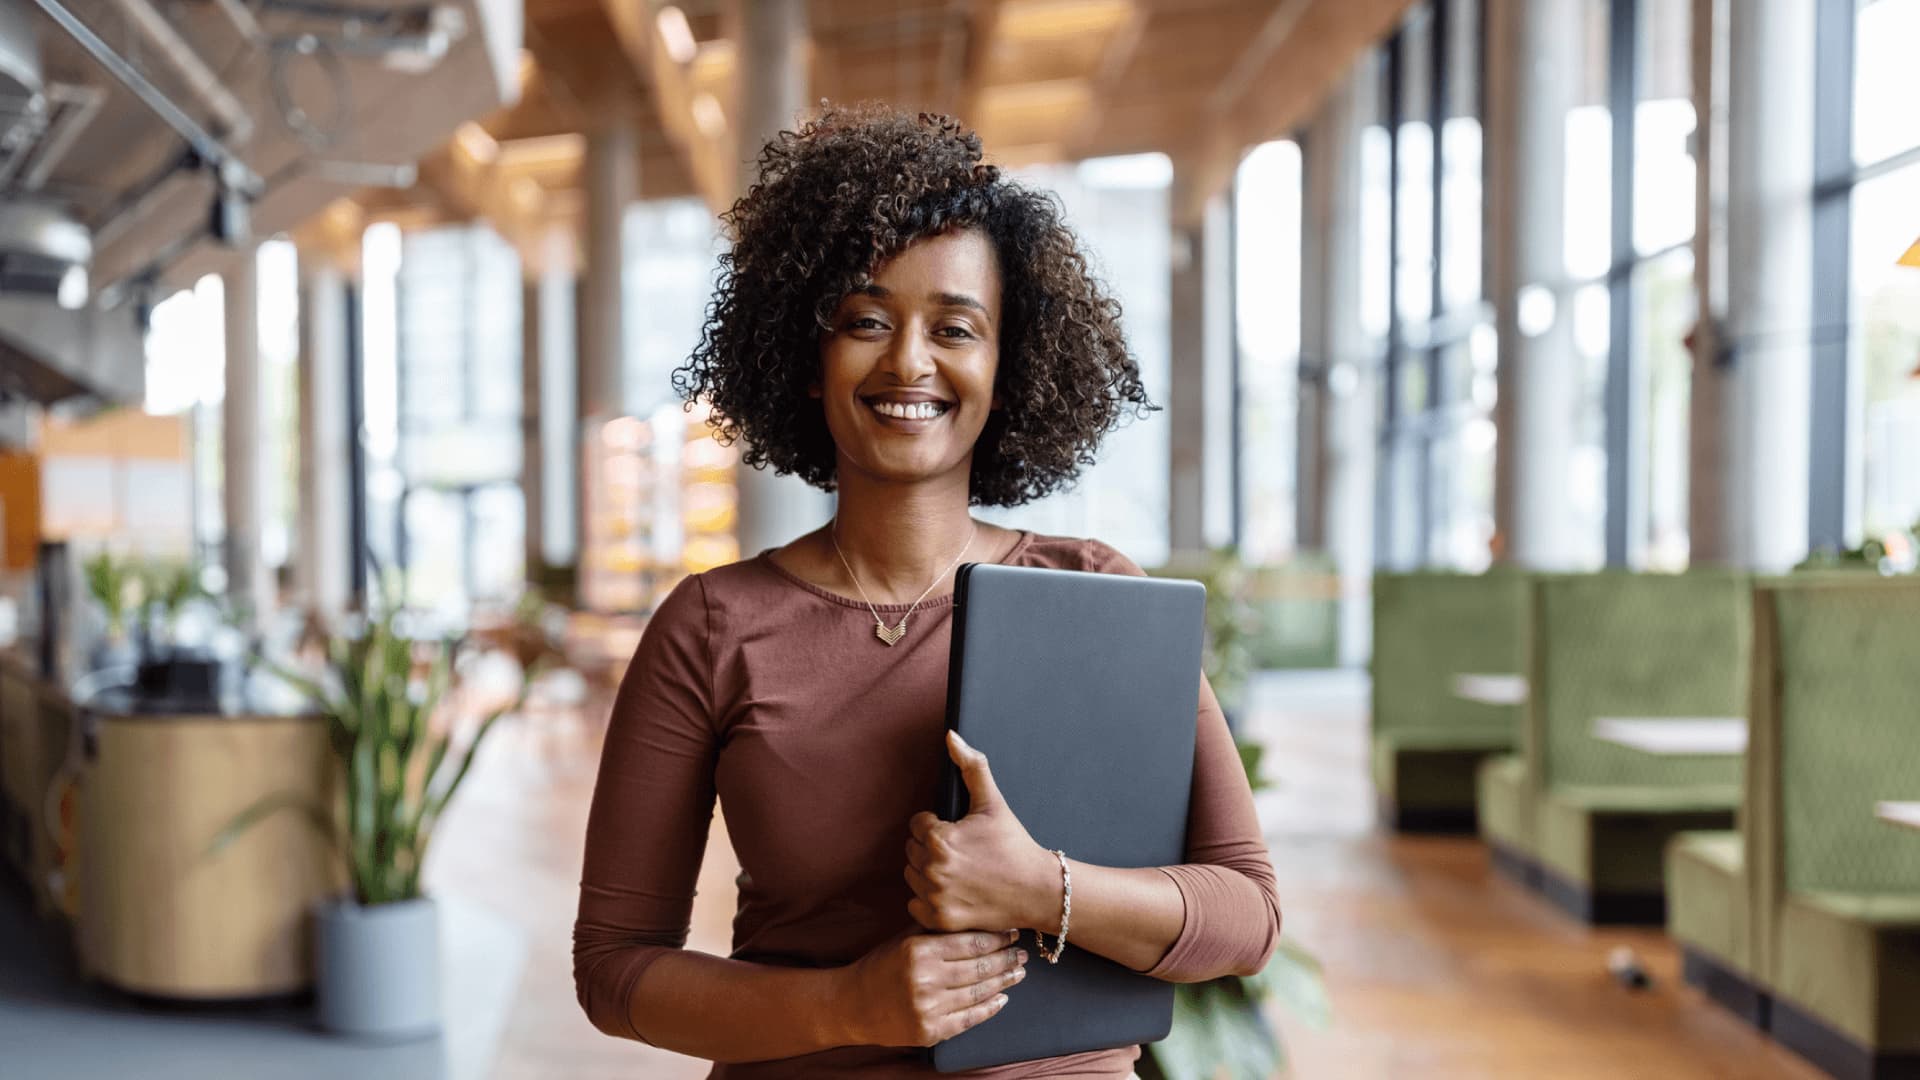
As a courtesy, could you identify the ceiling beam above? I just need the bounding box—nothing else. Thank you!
[1172,0,1417,226]
[600,0,735,212]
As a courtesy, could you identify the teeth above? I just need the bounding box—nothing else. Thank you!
[872,401,946,420]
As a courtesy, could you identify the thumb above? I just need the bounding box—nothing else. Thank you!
[948,730,1003,814]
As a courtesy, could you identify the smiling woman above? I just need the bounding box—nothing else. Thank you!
[573,103,1283,1079]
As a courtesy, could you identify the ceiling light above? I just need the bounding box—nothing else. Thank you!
[657,6,697,65]
[455,122,498,165]
[692,92,725,138]
[57,264,88,310]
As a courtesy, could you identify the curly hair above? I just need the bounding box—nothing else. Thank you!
[671,103,1155,508]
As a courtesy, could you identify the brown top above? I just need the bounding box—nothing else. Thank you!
[573,532,1283,1078]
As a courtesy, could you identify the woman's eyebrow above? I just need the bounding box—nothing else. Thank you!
[933,292,988,314]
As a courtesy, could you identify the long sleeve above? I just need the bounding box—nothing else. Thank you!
[1087,541,1285,983]
[572,574,720,1042]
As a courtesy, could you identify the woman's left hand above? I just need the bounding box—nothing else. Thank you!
[905,731,1058,933]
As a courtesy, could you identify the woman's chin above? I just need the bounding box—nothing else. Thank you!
[841,449,972,489]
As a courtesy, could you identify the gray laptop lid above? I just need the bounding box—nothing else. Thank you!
[929,562,1206,1072]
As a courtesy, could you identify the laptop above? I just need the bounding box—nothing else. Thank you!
[928,561,1207,1072]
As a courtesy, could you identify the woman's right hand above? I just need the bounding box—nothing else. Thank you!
[834,927,1029,1047]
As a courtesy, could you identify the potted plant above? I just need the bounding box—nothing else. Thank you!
[1138,723,1331,1080]
[227,595,541,1040]
[1142,547,1332,1080]
[132,559,219,701]
[82,549,140,671]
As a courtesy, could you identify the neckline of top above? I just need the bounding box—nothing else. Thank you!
[754,529,1037,612]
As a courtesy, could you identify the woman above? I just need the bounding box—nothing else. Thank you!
[573,104,1282,1078]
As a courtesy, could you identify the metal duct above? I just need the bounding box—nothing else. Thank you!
[0,0,39,99]
[0,197,88,298]
[102,0,252,141]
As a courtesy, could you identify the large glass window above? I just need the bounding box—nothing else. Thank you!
[1234,140,1303,565]
[1374,0,1494,571]
[992,154,1173,565]
[1852,160,1920,536]
[1830,0,1920,545]
[625,198,724,414]
[392,224,525,616]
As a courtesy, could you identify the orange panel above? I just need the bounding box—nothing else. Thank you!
[0,452,42,571]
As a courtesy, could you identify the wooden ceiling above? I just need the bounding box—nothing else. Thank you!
[361,0,1416,253]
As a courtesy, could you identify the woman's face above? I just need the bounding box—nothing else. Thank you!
[816,228,1003,491]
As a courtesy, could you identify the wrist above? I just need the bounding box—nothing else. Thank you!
[1025,846,1067,933]
[817,963,867,1048]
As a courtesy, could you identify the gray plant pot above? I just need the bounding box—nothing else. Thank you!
[313,895,441,1040]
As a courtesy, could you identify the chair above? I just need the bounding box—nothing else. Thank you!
[1371,572,1527,832]
[1754,581,1920,1079]
[1483,572,1748,923]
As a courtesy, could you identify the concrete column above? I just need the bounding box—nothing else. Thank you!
[1687,0,1730,564]
[222,252,269,622]
[1718,0,1814,571]
[521,273,545,583]
[296,252,354,619]
[731,0,831,557]
[1168,186,1234,557]
[1304,58,1376,666]
[581,123,635,424]
[1486,0,1583,570]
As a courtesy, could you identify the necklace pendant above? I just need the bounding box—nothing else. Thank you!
[875,617,907,646]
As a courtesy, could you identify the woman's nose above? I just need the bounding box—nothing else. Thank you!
[879,324,936,381]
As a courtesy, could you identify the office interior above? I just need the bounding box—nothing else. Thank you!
[0,0,1917,1077]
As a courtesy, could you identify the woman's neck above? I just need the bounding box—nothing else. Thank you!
[828,467,979,599]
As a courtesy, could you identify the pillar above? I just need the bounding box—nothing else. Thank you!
[1304,58,1377,667]
[222,251,269,622]
[1168,184,1232,557]
[523,225,580,588]
[1687,0,1730,563]
[1718,0,1814,571]
[1486,0,1583,570]
[581,123,635,425]
[296,248,355,619]
[731,0,831,556]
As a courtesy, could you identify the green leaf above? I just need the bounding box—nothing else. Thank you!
[1247,939,1332,1030]
[205,791,339,859]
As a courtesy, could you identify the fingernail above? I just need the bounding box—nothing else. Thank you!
[1005,929,1020,942]
[1017,949,1028,964]
[1012,966,1026,980]
[993,993,1008,1007]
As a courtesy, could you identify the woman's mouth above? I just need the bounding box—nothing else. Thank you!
[864,397,952,425]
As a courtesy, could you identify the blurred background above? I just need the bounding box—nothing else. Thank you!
[0,0,1917,1078]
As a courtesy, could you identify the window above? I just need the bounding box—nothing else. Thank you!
[1851,159,1920,536]
[625,199,724,414]
[1822,0,1920,546]
[992,154,1174,566]
[391,223,526,616]
[1234,140,1303,565]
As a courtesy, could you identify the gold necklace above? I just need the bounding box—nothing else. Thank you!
[830,520,979,646]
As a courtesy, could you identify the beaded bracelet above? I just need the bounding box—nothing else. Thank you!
[1032,849,1072,963]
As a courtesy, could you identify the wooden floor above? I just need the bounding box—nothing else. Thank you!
[430,671,1825,1080]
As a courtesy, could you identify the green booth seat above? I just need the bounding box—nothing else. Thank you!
[1371,572,1528,832]
[1479,572,1750,924]
[1755,581,1920,1080]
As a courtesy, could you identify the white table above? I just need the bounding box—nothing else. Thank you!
[1453,673,1529,706]
[1875,802,1920,832]
[1592,716,1747,756]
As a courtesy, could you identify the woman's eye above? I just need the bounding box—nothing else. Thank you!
[935,325,975,340]
[849,316,887,331]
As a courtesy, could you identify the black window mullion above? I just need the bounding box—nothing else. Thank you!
[1809,0,1855,552]
[1377,30,1405,571]
[1603,0,1638,568]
